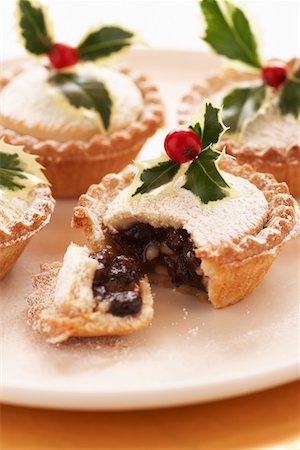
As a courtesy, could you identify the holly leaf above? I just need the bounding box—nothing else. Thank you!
[189,101,227,149]
[48,73,112,130]
[279,67,300,117]
[200,0,262,68]
[132,160,180,196]
[222,83,266,132]
[17,0,53,55]
[183,146,230,204]
[0,152,27,191]
[189,122,202,138]
[0,139,49,196]
[77,26,137,61]
[201,102,227,149]
[130,101,233,203]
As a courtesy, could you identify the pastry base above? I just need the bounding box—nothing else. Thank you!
[224,143,300,198]
[201,252,278,308]
[0,185,55,280]
[0,239,29,280]
[39,140,145,197]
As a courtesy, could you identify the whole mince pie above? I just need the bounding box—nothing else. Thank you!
[27,102,300,343]
[178,1,300,197]
[0,0,163,197]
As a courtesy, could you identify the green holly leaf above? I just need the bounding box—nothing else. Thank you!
[189,122,202,138]
[132,101,231,202]
[0,152,27,191]
[77,26,137,61]
[17,0,53,55]
[48,73,112,130]
[132,160,180,196]
[0,139,49,196]
[222,83,266,132]
[279,67,300,117]
[201,102,227,149]
[200,0,262,68]
[189,101,227,149]
[183,147,230,204]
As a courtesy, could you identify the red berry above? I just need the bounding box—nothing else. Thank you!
[261,62,287,88]
[48,43,80,69]
[164,128,201,164]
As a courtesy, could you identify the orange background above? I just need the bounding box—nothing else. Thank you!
[1,380,299,449]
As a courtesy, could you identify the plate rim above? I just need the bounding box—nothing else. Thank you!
[1,360,299,410]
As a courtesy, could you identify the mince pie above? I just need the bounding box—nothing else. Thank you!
[0,140,54,279]
[0,1,163,197]
[178,2,300,196]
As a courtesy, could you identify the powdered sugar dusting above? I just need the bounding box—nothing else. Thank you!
[0,65,143,141]
[104,173,268,256]
[241,103,300,150]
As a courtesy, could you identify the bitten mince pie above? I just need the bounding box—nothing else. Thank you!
[0,140,54,279]
[0,0,163,197]
[28,102,299,342]
[178,1,300,197]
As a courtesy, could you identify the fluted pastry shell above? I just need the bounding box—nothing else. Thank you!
[178,65,300,197]
[0,185,55,279]
[72,160,299,308]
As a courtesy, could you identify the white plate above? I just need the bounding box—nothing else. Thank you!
[1,49,299,410]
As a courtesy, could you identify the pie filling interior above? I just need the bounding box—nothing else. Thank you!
[90,223,205,318]
[90,249,142,318]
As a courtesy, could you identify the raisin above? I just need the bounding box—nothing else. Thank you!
[108,291,142,317]
[166,253,189,286]
[105,255,140,292]
[93,263,108,285]
[165,228,189,252]
[90,249,114,265]
[122,223,153,246]
[185,248,200,271]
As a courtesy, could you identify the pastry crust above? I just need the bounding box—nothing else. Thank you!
[72,161,299,308]
[0,59,164,197]
[27,244,154,343]
[0,185,55,279]
[178,65,300,197]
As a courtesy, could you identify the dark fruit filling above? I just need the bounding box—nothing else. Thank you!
[90,249,142,317]
[91,225,204,317]
[112,223,204,290]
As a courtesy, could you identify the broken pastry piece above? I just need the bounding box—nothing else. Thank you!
[27,243,153,343]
